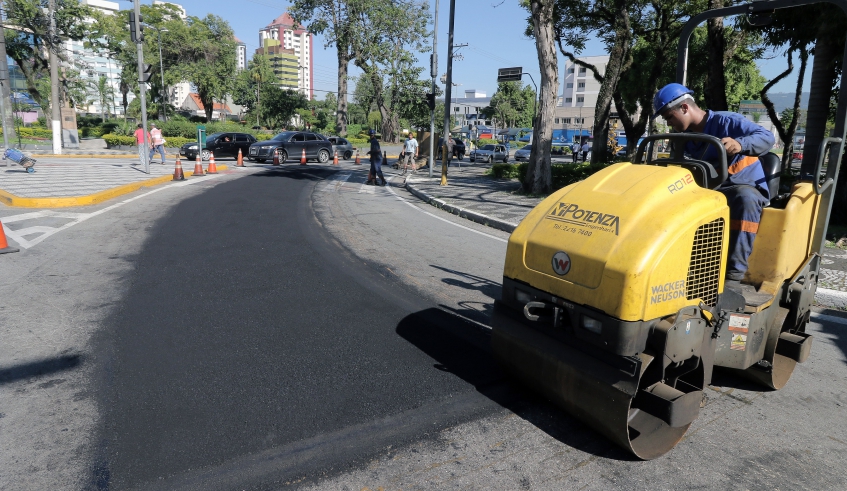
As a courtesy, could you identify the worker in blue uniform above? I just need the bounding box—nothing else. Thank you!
[653,83,775,288]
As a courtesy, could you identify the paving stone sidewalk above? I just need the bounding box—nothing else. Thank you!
[403,162,847,302]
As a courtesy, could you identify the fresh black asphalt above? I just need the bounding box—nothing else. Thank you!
[89,167,508,489]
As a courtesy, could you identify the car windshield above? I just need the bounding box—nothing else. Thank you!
[481,145,496,151]
[272,132,297,141]
[522,145,532,151]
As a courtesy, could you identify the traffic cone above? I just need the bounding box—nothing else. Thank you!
[0,220,19,254]
[237,148,245,167]
[172,157,185,181]
[192,154,205,176]
[273,149,280,166]
[300,148,307,165]
[333,150,339,166]
[207,152,218,174]
[354,149,361,165]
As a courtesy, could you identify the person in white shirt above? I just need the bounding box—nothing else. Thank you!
[148,123,166,165]
[401,133,419,174]
[581,141,591,162]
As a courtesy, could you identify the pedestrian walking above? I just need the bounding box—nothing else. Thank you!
[401,132,419,174]
[571,142,579,163]
[444,137,455,168]
[366,129,386,186]
[581,141,591,162]
[148,123,166,165]
[134,124,151,165]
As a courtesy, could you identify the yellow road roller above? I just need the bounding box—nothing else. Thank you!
[491,0,847,460]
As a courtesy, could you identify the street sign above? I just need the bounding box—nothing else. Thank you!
[497,67,522,82]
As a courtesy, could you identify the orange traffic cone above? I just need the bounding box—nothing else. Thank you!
[0,220,19,254]
[354,148,361,165]
[192,154,205,176]
[207,152,218,174]
[333,150,339,166]
[172,157,185,181]
[237,148,245,167]
[300,148,307,165]
[273,149,280,166]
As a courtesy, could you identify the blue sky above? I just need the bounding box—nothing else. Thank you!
[170,0,809,101]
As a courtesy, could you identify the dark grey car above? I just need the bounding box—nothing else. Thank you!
[247,131,333,163]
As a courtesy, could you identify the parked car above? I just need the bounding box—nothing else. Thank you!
[248,131,333,163]
[514,144,532,162]
[326,136,355,160]
[181,132,258,161]
[435,137,466,160]
[470,144,509,163]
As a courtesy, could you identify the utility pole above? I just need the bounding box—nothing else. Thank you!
[440,0,456,186]
[429,0,438,178]
[0,0,18,151]
[48,0,61,154]
[133,0,150,173]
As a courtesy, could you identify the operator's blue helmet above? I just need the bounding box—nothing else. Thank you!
[653,83,694,117]
[368,129,376,136]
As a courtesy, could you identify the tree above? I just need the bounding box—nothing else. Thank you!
[523,0,558,194]
[4,0,94,112]
[485,81,534,129]
[288,1,356,136]
[260,87,308,130]
[232,54,277,126]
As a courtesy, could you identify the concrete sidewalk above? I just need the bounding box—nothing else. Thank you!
[402,161,847,308]
[0,158,228,207]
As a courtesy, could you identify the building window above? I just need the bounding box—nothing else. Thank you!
[555,118,559,124]
[566,83,573,88]
[577,96,584,103]
[579,67,586,74]
[567,68,574,74]
[563,118,571,124]
[565,97,572,103]
[577,82,585,89]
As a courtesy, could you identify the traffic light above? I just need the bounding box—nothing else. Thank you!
[129,12,144,43]
[140,63,153,83]
[425,93,435,110]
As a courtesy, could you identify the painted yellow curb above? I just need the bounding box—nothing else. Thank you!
[30,154,139,158]
[0,165,228,208]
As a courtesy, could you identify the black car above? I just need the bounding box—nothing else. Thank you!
[181,132,258,161]
[248,131,333,163]
[435,137,466,160]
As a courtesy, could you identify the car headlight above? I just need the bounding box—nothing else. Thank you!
[187,145,197,150]
[261,145,274,150]
[581,315,602,335]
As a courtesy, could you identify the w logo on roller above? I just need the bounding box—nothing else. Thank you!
[551,251,571,275]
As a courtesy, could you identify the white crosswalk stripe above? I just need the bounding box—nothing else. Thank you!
[358,182,375,194]
[320,173,352,192]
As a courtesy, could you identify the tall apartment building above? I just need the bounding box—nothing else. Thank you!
[554,55,610,133]
[258,13,313,99]
[236,37,247,71]
[63,0,126,117]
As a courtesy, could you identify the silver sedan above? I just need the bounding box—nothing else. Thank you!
[514,144,532,161]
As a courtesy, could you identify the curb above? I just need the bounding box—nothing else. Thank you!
[0,165,228,208]
[815,287,847,309]
[404,178,517,233]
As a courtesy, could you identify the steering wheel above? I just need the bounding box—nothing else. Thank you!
[633,133,729,190]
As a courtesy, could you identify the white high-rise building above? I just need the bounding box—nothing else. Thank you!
[153,0,187,20]
[554,55,611,133]
[259,13,314,99]
[236,38,247,71]
[64,0,126,117]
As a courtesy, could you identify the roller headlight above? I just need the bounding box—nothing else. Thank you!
[582,315,602,335]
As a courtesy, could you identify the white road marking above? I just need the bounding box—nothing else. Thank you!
[320,172,352,192]
[358,182,375,194]
[1,174,224,249]
[811,312,847,325]
[383,176,508,243]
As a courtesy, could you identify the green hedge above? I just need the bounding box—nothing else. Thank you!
[103,133,135,146]
[0,127,53,139]
[165,136,191,148]
[347,137,368,145]
[488,162,608,191]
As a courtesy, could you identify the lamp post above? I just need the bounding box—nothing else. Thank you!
[145,25,169,121]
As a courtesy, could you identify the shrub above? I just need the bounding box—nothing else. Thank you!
[102,133,135,147]
[0,127,53,139]
[478,138,497,146]
[164,136,191,148]
[347,137,368,145]
[488,163,522,179]
[347,124,362,138]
